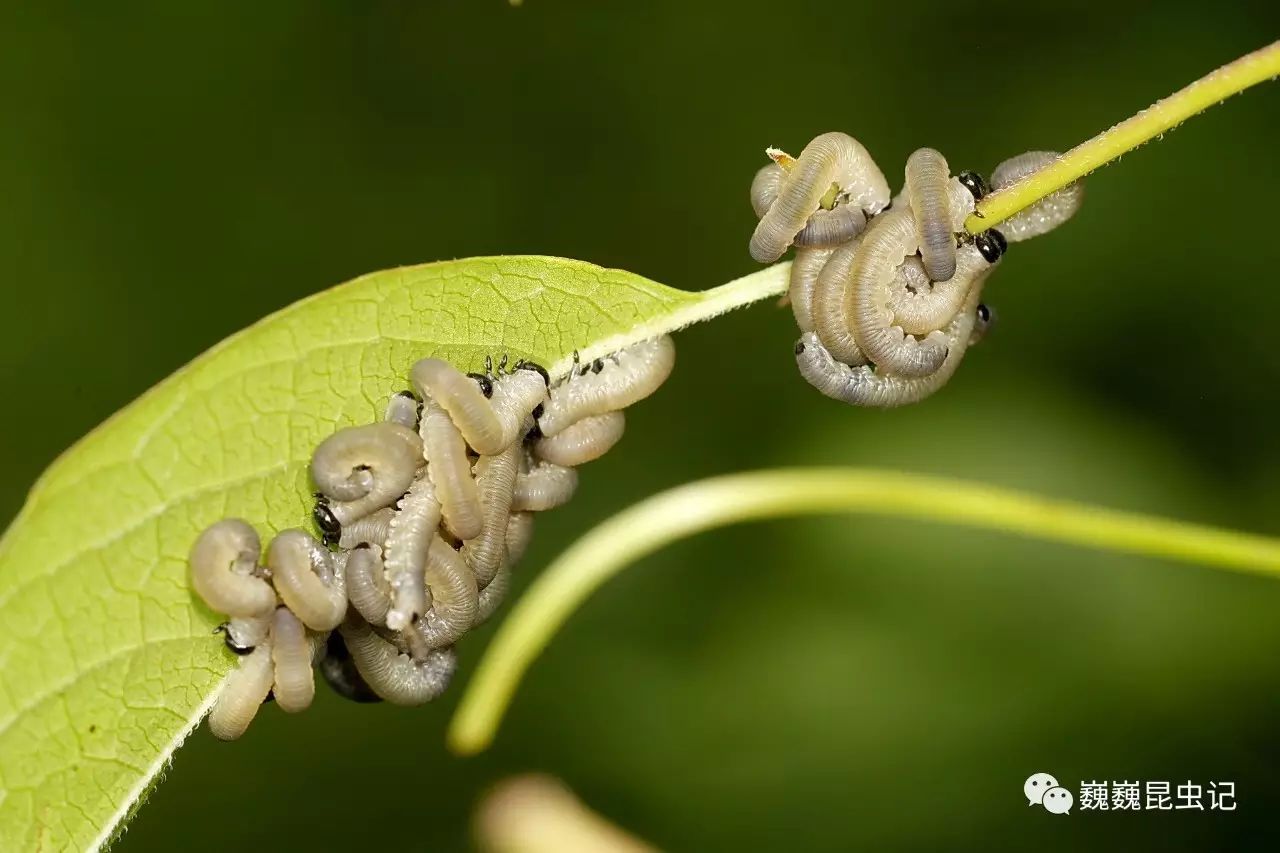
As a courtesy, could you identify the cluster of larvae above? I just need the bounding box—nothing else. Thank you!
[189,337,676,739]
[750,134,1082,407]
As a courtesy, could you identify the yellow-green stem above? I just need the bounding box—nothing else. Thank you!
[966,40,1280,233]
[448,468,1280,755]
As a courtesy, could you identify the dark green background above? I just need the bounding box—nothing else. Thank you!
[3,2,1279,850]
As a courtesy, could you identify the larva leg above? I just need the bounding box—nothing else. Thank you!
[208,642,275,740]
[269,529,347,631]
[337,506,396,550]
[339,618,457,706]
[846,209,949,377]
[462,438,523,589]
[990,151,1083,242]
[788,247,836,333]
[346,543,393,626]
[538,336,675,437]
[535,412,626,467]
[905,148,960,282]
[420,399,483,540]
[383,473,443,630]
[383,390,420,430]
[414,535,480,650]
[512,461,578,512]
[411,358,508,455]
[310,422,423,525]
[270,607,315,713]
[752,163,867,249]
[189,519,276,619]
[505,512,534,565]
[749,132,891,262]
[318,630,382,704]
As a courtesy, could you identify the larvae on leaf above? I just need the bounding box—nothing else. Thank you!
[340,617,457,706]
[538,336,675,437]
[269,529,347,631]
[384,390,421,430]
[310,422,422,527]
[989,150,1083,242]
[189,519,275,619]
[420,398,483,540]
[749,131,891,263]
[270,607,315,713]
[208,642,274,741]
[463,437,523,588]
[414,535,480,651]
[512,460,578,512]
[412,359,548,455]
[383,473,443,630]
[337,506,396,550]
[535,411,626,467]
[345,542,393,626]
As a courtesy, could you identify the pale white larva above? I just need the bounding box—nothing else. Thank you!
[269,529,347,631]
[223,613,271,653]
[749,132,891,263]
[270,606,315,713]
[787,246,837,334]
[412,535,480,650]
[383,390,421,430]
[989,151,1083,242]
[339,618,457,706]
[888,232,1003,336]
[419,398,484,540]
[208,642,275,741]
[751,163,868,248]
[534,411,626,467]
[462,438,523,589]
[383,473,443,631]
[412,359,548,455]
[345,543,393,626]
[511,460,578,512]
[189,518,276,619]
[537,336,675,438]
[337,506,396,550]
[310,422,423,526]
[904,147,958,282]
[505,511,534,565]
[472,562,509,628]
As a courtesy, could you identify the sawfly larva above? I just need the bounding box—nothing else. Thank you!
[270,607,315,713]
[383,473,443,630]
[535,411,626,467]
[413,535,480,651]
[538,336,675,437]
[512,460,578,512]
[462,439,523,589]
[420,398,484,540]
[208,642,275,741]
[189,519,275,619]
[345,543,393,626]
[340,618,457,706]
[269,529,347,631]
[751,163,867,248]
[310,422,423,526]
[989,151,1083,242]
[905,147,958,282]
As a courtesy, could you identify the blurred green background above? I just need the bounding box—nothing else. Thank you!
[3,1,1279,850]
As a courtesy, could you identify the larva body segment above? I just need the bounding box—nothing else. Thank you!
[189,519,276,619]
[538,336,675,437]
[412,358,507,455]
[811,237,870,366]
[788,247,837,333]
[846,208,949,377]
[339,619,457,706]
[472,563,510,628]
[990,151,1083,242]
[311,423,423,525]
[463,439,523,589]
[905,148,958,282]
[535,411,626,467]
[384,391,420,430]
[749,132,891,263]
[269,529,347,631]
[345,543,393,626]
[270,607,315,713]
[383,473,443,630]
[889,241,992,335]
[752,164,868,249]
[512,461,578,512]
[488,369,550,447]
[208,643,275,740]
[505,512,534,565]
[414,535,480,650]
[420,399,484,540]
[337,507,396,550]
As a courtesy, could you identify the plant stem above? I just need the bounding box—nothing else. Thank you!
[448,467,1280,756]
[966,40,1280,233]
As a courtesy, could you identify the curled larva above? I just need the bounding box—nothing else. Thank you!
[413,535,480,650]
[989,151,1083,242]
[383,473,443,631]
[462,439,523,589]
[538,336,675,437]
[487,367,550,445]
[795,278,989,407]
[270,607,315,713]
[412,359,546,455]
[535,411,626,467]
[310,422,423,526]
[269,529,347,631]
[189,518,275,619]
[506,511,534,565]
[788,247,836,333]
[751,163,868,248]
[337,506,396,550]
[318,630,382,704]
[749,132,891,263]
[905,147,958,282]
[384,390,420,430]
[208,642,275,740]
[889,233,1002,336]
[420,398,483,540]
[845,208,949,377]
[346,542,393,626]
[340,618,457,706]
[512,460,578,512]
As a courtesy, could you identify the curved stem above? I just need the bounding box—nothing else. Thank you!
[965,40,1280,233]
[448,467,1280,755]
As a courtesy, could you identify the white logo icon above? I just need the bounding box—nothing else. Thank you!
[1025,772,1072,815]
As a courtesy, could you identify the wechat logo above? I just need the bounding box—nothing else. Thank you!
[1025,772,1073,814]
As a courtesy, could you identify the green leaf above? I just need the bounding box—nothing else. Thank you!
[0,255,788,850]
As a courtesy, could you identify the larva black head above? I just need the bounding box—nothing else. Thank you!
[975,229,1008,263]
[958,170,990,201]
[516,360,551,387]
[216,624,255,656]
[467,372,494,398]
[976,303,992,324]
[531,403,545,420]
[525,421,543,442]
[590,358,605,374]
[313,500,341,546]
[794,339,807,355]
[320,632,383,703]
[395,389,418,401]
